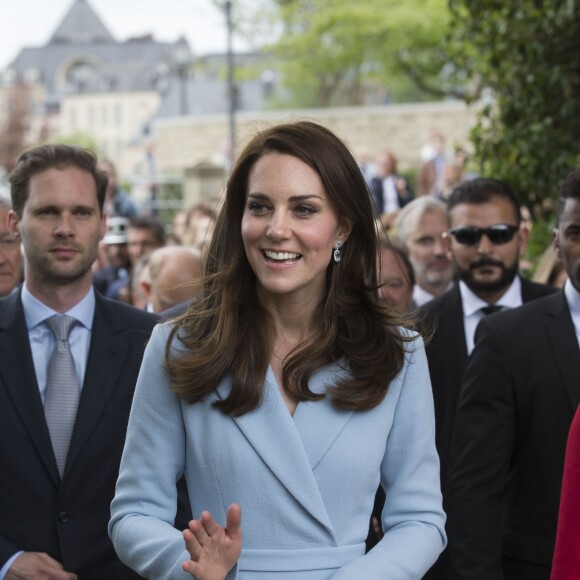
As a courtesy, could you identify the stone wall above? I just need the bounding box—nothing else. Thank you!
[154,100,480,175]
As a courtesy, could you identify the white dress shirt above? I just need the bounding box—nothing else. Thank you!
[460,276,523,355]
[21,284,95,402]
[413,282,454,307]
[381,175,400,213]
[564,279,580,349]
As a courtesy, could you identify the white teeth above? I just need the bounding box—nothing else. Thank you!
[264,250,300,261]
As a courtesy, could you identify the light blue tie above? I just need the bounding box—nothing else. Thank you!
[44,315,80,477]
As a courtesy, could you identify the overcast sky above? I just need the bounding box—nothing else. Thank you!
[0,0,249,69]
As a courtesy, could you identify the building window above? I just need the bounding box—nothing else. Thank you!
[24,67,42,83]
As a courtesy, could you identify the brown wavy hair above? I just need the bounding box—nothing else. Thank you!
[166,121,410,416]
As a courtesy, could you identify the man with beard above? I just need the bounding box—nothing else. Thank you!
[445,170,580,579]
[0,144,159,579]
[421,177,555,580]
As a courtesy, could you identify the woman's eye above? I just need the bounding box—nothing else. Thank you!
[248,202,267,212]
[295,205,316,216]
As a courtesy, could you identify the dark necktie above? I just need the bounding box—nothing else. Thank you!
[480,305,503,316]
[44,315,80,477]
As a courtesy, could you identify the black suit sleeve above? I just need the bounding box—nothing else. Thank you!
[369,177,382,216]
[445,316,515,580]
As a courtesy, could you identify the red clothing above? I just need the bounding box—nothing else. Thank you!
[551,405,580,579]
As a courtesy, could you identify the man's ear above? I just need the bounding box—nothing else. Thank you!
[552,227,561,259]
[100,212,108,242]
[7,210,20,238]
[442,232,453,262]
[517,223,530,258]
[140,279,152,301]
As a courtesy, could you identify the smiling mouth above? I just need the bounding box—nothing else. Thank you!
[263,250,301,263]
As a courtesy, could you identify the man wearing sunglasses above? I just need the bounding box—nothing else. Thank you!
[422,177,555,580]
[445,171,580,579]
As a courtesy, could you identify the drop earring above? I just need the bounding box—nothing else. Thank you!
[333,241,342,263]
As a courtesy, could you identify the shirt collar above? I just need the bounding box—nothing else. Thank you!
[564,278,580,318]
[21,284,96,331]
[460,275,523,317]
[413,284,435,307]
[413,282,454,307]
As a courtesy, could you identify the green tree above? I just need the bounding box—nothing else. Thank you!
[447,1,580,210]
[56,132,100,153]
[235,0,450,107]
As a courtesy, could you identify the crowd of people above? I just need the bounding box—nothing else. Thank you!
[0,121,578,580]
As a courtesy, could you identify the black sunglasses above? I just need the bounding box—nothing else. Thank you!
[447,224,519,245]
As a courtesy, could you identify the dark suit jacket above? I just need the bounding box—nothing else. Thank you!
[0,291,156,579]
[423,279,556,490]
[421,278,556,580]
[446,291,580,580]
[370,175,413,217]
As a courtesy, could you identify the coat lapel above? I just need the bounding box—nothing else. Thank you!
[64,295,130,475]
[545,292,580,411]
[216,367,342,539]
[292,363,354,471]
[0,292,61,485]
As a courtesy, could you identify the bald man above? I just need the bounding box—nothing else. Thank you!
[0,198,23,297]
[146,246,202,314]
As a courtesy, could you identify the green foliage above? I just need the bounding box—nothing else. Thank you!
[524,215,557,278]
[236,0,451,107]
[447,1,580,212]
[152,181,184,229]
[55,132,100,154]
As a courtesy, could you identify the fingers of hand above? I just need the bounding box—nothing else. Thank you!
[199,510,221,537]
[182,559,201,577]
[10,552,77,580]
[183,527,204,561]
[226,504,242,538]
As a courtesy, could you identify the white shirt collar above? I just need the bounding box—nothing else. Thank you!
[460,275,523,317]
[413,282,453,307]
[21,284,96,331]
[564,279,580,349]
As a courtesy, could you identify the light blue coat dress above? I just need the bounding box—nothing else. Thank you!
[109,324,446,579]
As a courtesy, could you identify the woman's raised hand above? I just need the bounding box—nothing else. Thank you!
[182,503,242,580]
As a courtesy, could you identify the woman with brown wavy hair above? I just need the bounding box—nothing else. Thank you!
[110,121,445,579]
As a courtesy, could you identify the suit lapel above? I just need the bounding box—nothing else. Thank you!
[545,292,580,411]
[64,295,129,475]
[0,292,61,485]
[440,286,468,388]
[216,367,340,538]
[521,277,556,302]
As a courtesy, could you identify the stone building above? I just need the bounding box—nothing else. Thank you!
[0,0,267,175]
